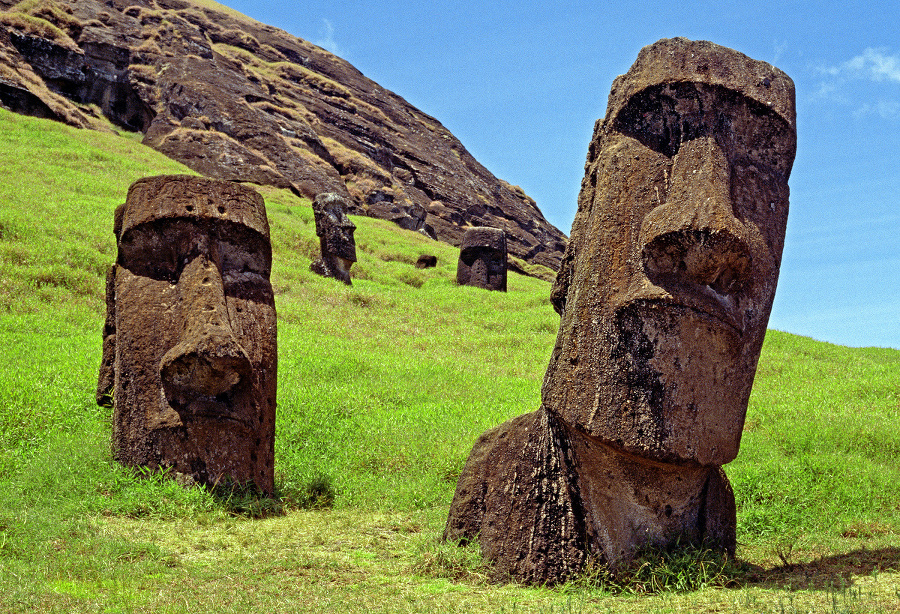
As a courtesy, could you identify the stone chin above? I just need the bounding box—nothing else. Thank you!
[334,256,355,275]
[545,275,773,468]
[331,243,357,264]
[598,299,755,467]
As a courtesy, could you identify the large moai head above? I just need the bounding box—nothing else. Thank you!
[543,38,796,466]
[456,226,508,291]
[310,192,356,285]
[97,175,277,493]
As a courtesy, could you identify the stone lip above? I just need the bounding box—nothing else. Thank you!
[0,0,567,271]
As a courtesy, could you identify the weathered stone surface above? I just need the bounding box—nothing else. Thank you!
[415,254,437,269]
[310,192,356,285]
[0,0,566,271]
[456,227,508,292]
[445,406,736,584]
[446,38,796,583]
[97,175,277,494]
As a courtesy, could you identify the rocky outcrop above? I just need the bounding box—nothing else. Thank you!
[0,0,566,269]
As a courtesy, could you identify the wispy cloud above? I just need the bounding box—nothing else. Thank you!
[816,48,900,118]
[771,40,787,65]
[823,47,900,83]
[853,100,900,119]
[314,19,344,57]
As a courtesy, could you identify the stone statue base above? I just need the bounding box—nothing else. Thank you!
[444,406,736,584]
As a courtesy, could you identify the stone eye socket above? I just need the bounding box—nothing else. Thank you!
[118,219,272,285]
[614,83,794,177]
[460,247,503,267]
[118,227,188,283]
[613,84,708,158]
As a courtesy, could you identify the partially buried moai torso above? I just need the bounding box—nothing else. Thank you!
[456,227,508,291]
[309,192,356,285]
[445,38,796,584]
[96,175,277,494]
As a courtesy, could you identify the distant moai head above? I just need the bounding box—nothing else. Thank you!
[310,192,356,285]
[456,227,508,291]
[543,38,796,466]
[97,175,277,493]
[415,254,438,269]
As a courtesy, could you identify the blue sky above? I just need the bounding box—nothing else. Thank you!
[221,0,899,349]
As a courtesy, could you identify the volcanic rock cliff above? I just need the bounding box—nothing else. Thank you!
[0,0,566,270]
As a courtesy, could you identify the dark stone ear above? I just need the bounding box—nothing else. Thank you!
[549,245,574,315]
[549,176,589,316]
[113,203,126,241]
[96,265,117,407]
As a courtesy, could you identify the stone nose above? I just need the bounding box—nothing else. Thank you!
[639,136,752,295]
[160,252,252,400]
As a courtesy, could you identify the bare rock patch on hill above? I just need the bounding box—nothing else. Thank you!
[0,0,566,270]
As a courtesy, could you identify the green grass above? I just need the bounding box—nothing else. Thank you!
[0,107,898,612]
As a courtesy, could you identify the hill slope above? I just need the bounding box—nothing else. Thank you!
[0,0,567,270]
[0,110,898,612]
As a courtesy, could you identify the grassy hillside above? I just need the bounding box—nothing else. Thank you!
[0,108,898,613]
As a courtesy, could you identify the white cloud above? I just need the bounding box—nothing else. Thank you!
[313,19,343,57]
[877,100,900,117]
[815,48,900,117]
[772,40,787,65]
[814,80,837,99]
[862,49,900,83]
[823,47,900,83]
[853,100,900,119]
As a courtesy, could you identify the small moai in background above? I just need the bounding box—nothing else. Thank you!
[444,38,797,584]
[456,226,507,291]
[310,192,356,285]
[415,254,437,269]
[97,175,277,494]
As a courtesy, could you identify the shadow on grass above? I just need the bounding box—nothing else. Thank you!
[207,482,286,518]
[206,472,337,518]
[742,547,900,591]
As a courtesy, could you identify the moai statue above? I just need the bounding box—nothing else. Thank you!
[456,227,508,291]
[416,254,438,269]
[310,192,356,285]
[444,38,796,584]
[97,175,277,494]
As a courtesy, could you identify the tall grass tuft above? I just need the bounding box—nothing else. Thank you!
[570,542,748,595]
